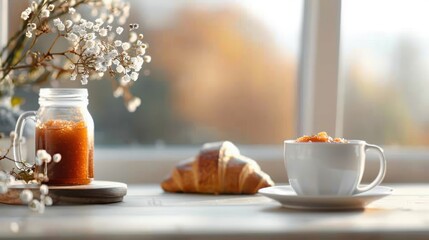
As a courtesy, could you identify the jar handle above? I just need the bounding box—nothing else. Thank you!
[13,111,37,171]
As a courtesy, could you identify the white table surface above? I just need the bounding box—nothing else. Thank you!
[1,184,429,240]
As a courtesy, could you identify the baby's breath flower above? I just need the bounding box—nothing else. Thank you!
[44,196,53,206]
[127,97,141,112]
[116,27,124,35]
[35,157,43,166]
[136,47,146,56]
[86,33,96,40]
[36,149,52,163]
[116,65,124,73]
[129,23,139,30]
[85,21,94,29]
[25,31,32,38]
[53,153,62,163]
[16,0,150,112]
[47,4,55,11]
[57,23,65,31]
[121,42,131,51]
[28,199,40,212]
[85,40,96,49]
[71,13,81,22]
[93,24,100,32]
[113,87,124,98]
[65,20,73,29]
[20,190,33,204]
[121,74,131,84]
[95,18,103,25]
[129,32,138,42]
[37,149,46,159]
[114,40,122,47]
[40,9,50,18]
[130,72,139,81]
[27,23,37,30]
[66,33,79,43]
[69,7,76,14]
[10,131,16,139]
[144,55,152,63]
[53,18,62,27]
[40,185,49,195]
[31,1,38,11]
[21,7,32,20]
[108,49,119,58]
[118,16,126,25]
[81,74,89,85]
[99,28,108,37]
[107,15,114,24]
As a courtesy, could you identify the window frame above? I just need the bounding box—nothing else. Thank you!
[0,0,8,57]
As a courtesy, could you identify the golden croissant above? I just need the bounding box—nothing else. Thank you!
[161,141,274,194]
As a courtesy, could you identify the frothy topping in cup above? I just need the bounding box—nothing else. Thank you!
[296,132,348,143]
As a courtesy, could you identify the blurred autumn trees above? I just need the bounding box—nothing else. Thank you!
[147,7,296,144]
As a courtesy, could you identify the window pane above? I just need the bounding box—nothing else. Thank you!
[15,0,302,145]
[340,0,429,146]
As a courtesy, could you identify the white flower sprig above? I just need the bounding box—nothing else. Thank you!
[20,184,53,214]
[3,0,150,112]
[1,138,61,213]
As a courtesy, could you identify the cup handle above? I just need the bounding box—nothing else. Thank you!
[354,143,387,194]
[13,111,37,171]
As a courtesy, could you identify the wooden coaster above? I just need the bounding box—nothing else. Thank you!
[0,180,127,205]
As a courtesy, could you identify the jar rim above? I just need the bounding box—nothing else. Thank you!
[39,88,88,106]
[40,88,88,97]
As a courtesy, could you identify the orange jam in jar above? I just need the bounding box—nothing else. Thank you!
[13,89,94,185]
[36,120,92,185]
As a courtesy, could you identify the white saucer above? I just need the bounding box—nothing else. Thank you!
[258,185,393,210]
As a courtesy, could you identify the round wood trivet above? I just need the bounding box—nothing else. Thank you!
[0,180,127,205]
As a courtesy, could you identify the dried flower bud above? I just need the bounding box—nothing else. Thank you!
[36,149,47,159]
[122,42,131,51]
[47,4,55,11]
[20,189,33,203]
[53,153,62,163]
[40,185,49,195]
[44,196,53,206]
[69,7,76,14]
[25,31,32,38]
[116,27,124,35]
[113,87,124,98]
[114,40,122,47]
[99,28,108,37]
[40,9,50,18]
[116,65,124,73]
[143,55,151,63]
[65,20,73,29]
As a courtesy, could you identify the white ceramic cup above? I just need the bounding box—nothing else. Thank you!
[284,140,386,196]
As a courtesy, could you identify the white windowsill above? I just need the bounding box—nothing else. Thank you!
[94,146,429,184]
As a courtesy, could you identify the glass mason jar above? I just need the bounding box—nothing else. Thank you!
[13,88,94,185]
